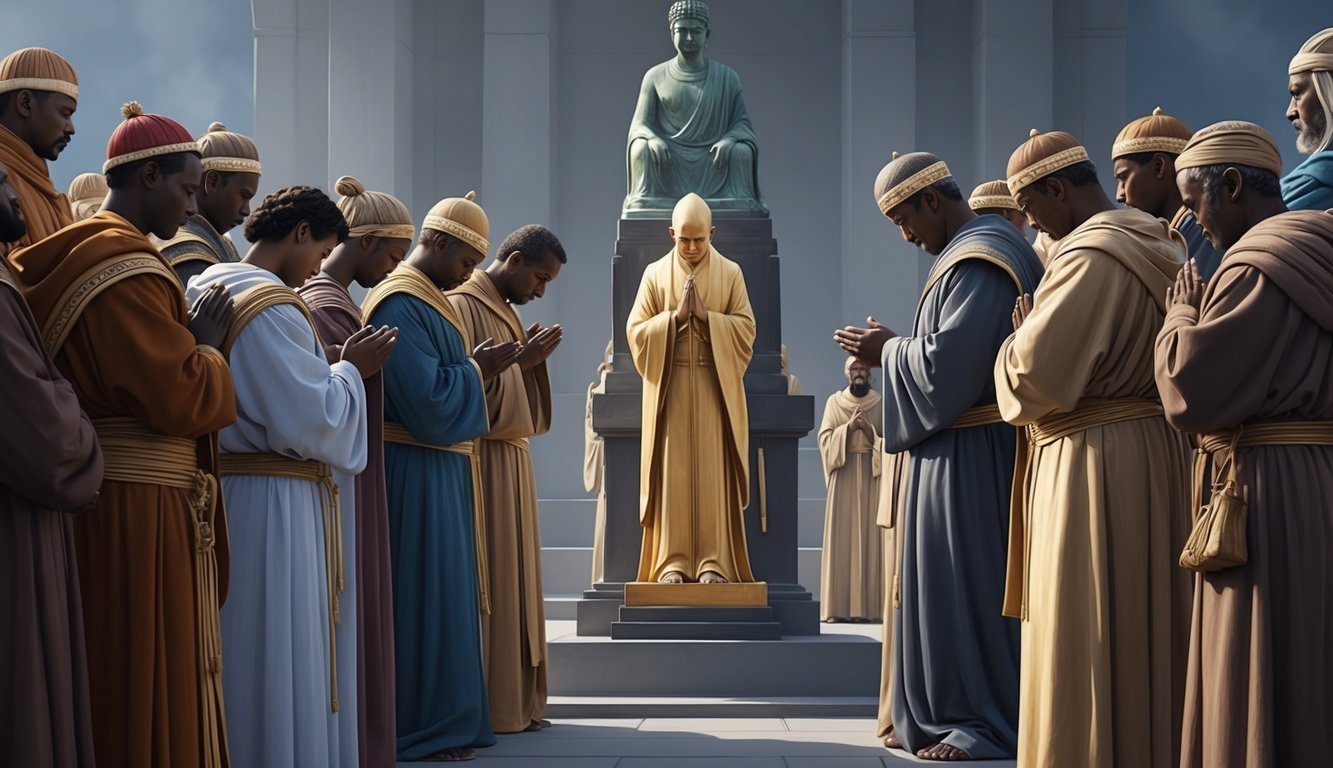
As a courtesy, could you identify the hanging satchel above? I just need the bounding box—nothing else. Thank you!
[1180,428,1248,572]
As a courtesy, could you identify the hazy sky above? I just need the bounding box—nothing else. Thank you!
[0,0,253,193]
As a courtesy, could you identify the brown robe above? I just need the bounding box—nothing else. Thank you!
[993,208,1193,768]
[447,270,552,733]
[0,261,102,768]
[0,124,73,250]
[11,210,237,768]
[1155,209,1333,768]
[817,388,884,620]
[298,273,397,768]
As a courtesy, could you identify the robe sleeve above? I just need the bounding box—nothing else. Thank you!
[374,294,489,446]
[817,395,849,481]
[1154,266,1297,433]
[881,261,1018,451]
[626,263,673,381]
[224,304,368,475]
[66,274,235,438]
[994,250,1135,425]
[0,289,103,510]
[307,297,361,348]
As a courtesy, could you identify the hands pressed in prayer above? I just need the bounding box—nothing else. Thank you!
[1166,259,1206,311]
[852,412,873,438]
[1011,293,1033,331]
[710,136,736,168]
[341,325,399,377]
[472,337,522,380]
[833,316,894,367]
[517,322,564,370]
[676,275,707,323]
[188,283,234,349]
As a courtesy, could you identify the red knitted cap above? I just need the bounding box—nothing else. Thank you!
[103,101,199,173]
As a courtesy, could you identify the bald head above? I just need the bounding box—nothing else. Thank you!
[668,192,715,265]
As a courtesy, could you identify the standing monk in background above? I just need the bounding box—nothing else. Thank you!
[996,129,1192,768]
[448,224,565,734]
[12,101,237,768]
[628,192,755,585]
[816,357,883,623]
[1282,28,1333,211]
[299,175,413,768]
[0,47,77,250]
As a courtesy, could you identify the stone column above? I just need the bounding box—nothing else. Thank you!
[973,0,1055,181]
[251,0,330,201]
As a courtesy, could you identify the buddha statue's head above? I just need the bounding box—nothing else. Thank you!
[668,0,710,61]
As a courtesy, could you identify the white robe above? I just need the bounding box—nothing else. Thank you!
[186,264,367,768]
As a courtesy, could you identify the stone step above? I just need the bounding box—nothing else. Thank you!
[543,594,580,620]
[539,546,828,602]
[544,695,878,718]
[619,606,776,622]
[611,620,784,641]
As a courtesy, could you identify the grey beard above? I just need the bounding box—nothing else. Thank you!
[1296,112,1329,154]
[849,381,871,397]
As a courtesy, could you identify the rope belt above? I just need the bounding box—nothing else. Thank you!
[219,452,343,713]
[383,422,491,614]
[948,404,1005,430]
[1192,420,1333,515]
[1003,397,1165,621]
[93,417,226,768]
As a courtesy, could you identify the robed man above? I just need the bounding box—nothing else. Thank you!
[448,224,565,734]
[365,192,520,763]
[0,157,103,768]
[1157,121,1333,768]
[628,192,755,584]
[996,129,1192,768]
[816,357,884,623]
[0,47,77,250]
[11,102,236,768]
[1283,28,1333,211]
[299,175,413,768]
[837,152,1041,761]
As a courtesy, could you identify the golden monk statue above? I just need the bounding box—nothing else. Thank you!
[627,193,756,584]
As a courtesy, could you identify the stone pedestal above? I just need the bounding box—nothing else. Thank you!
[577,215,817,637]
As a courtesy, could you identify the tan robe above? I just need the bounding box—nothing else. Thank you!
[0,124,73,251]
[447,270,551,733]
[1155,210,1333,768]
[627,245,755,582]
[993,208,1192,768]
[875,451,907,739]
[584,365,611,584]
[817,388,883,620]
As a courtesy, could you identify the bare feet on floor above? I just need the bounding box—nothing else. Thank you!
[698,570,728,584]
[917,743,970,761]
[522,719,553,732]
[659,570,687,584]
[423,746,475,761]
[882,726,901,750]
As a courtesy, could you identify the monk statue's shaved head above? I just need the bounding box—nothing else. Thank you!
[668,192,715,266]
[671,192,712,230]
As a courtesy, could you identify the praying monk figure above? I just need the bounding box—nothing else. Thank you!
[12,101,236,768]
[299,175,413,768]
[448,224,565,734]
[1158,121,1333,768]
[628,192,755,584]
[1112,107,1224,280]
[0,47,77,250]
[996,129,1192,768]
[158,123,260,285]
[67,171,107,221]
[624,0,765,215]
[817,357,883,623]
[1283,28,1333,211]
[836,152,1041,761]
[0,157,103,768]
[585,341,613,584]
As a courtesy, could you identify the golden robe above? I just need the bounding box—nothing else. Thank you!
[993,208,1192,768]
[817,388,883,620]
[627,245,755,582]
[875,450,907,740]
[447,271,552,733]
[0,124,73,251]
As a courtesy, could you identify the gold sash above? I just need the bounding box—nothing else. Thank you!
[221,282,322,357]
[1002,398,1165,619]
[219,452,343,712]
[93,417,228,768]
[383,422,492,614]
[948,404,1004,429]
[1193,420,1333,516]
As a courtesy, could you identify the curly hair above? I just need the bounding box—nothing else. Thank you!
[495,224,567,264]
[243,185,349,244]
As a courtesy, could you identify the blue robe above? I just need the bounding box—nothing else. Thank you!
[1172,207,1224,282]
[367,288,496,759]
[1281,150,1333,212]
[881,215,1042,759]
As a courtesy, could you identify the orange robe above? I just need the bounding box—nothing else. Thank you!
[0,124,73,251]
[11,210,237,768]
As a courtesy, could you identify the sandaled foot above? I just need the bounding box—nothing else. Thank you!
[522,718,553,732]
[659,570,687,584]
[699,570,728,584]
[422,747,475,761]
[917,743,970,761]
[824,617,846,624]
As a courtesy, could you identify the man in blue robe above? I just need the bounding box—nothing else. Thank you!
[363,192,520,763]
[836,152,1041,762]
[1284,28,1333,211]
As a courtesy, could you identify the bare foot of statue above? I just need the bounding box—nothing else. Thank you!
[423,746,475,761]
[659,571,687,584]
[917,743,970,761]
[698,570,728,584]
[882,726,902,750]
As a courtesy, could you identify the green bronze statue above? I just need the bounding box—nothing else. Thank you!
[623,0,767,217]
